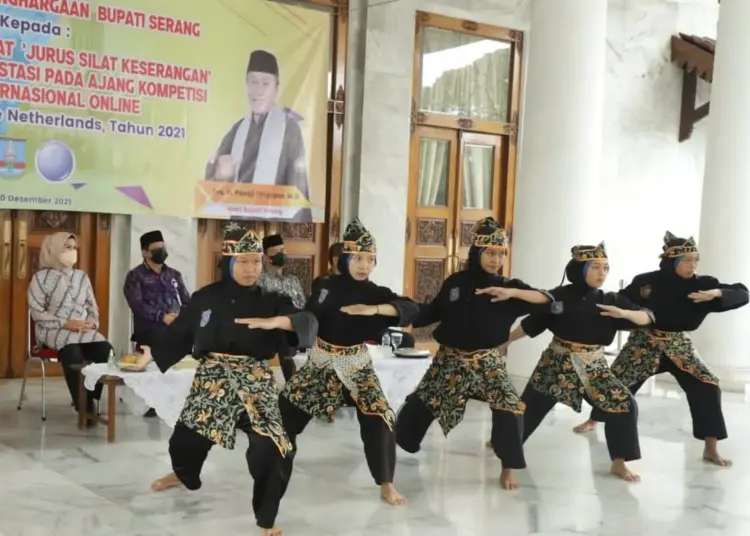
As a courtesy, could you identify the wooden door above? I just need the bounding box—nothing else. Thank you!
[196,220,325,295]
[404,131,508,349]
[0,211,12,378]
[454,133,507,274]
[266,222,324,296]
[0,210,109,379]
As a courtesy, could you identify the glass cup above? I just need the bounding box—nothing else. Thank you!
[391,332,403,351]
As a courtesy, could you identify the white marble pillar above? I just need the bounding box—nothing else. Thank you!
[356,0,414,291]
[340,0,368,236]
[690,0,750,392]
[507,0,608,378]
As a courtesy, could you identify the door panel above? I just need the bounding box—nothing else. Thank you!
[405,126,459,347]
[0,211,12,377]
[1,210,101,379]
[455,133,505,274]
[268,222,322,296]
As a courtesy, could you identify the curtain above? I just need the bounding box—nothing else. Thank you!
[419,28,511,122]
[461,144,493,210]
[416,29,506,211]
[417,139,448,206]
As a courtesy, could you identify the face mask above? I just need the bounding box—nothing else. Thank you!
[269,252,286,267]
[59,250,77,267]
[150,248,168,265]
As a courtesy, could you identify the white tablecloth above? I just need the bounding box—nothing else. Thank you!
[81,348,432,428]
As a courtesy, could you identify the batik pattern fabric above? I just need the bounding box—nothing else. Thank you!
[341,218,376,254]
[256,269,306,309]
[528,337,632,414]
[413,345,524,436]
[221,223,263,255]
[661,231,699,258]
[610,329,719,387]
[177,353,293,456]
[470,217,508,249]
[281,339,394,429]
[27,268,107,350]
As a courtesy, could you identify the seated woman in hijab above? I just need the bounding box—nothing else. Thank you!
[573,231,748,467]
[280,218,419,506]
[26,232,111,418]
[133,224,317,536]
[395,217,557,490]
[504,243,653,483]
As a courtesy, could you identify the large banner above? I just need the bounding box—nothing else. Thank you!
[0,0,329,222]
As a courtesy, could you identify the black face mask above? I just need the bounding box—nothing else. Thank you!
[150,247,168,265]
[269,252,286,267]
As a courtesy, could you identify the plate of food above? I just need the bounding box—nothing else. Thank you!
[118,353,149,372]
[393,348,430,359]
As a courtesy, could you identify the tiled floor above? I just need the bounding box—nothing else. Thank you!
[1,377,749,536]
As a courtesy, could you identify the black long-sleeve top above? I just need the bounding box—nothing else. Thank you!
[618,271,749,333]
[521,285,653,346]
[307,274,419,346]
[149,280,318,373]
[413,271,558,352]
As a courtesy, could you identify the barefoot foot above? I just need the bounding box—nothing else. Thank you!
[151,472,181,491]
[703,450,732,467]
[499,469,519,490]
[573,420,597,434]
[380,482,406,506]
[260,528,282,536]
[610,460,640,482]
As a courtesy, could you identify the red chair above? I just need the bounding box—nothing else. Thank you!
[17,310,59,421]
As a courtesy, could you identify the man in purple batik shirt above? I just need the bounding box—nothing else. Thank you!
[124,230,191,349]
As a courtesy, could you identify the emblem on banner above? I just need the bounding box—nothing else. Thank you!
[200,309,212,327]
[318,289,328,303]
[449,287,460,302]
[640,285,651,298]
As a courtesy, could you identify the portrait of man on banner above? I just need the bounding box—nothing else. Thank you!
[204,49,311,221]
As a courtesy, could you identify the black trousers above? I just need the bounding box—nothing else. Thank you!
[169,415,293,530]
[395,393,526,469]
[521,384,641,462]
[278,392,396,485]
[589,354,727,441]
[58,341,111,411]
[279,353,297,382]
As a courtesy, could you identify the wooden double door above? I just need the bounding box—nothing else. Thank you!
[0,210,111,379]
[196,220,327,294]
[404,126,513,344]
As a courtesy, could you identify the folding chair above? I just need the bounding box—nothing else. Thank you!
[17,310,59,421]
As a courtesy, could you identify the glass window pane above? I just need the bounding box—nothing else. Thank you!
[461,144,494,210]
[419,27,511,122]
[417,138,450,207]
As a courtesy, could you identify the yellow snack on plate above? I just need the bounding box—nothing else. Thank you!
[119,354,139,365]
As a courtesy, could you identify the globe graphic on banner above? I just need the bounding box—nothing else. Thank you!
[35,141,76,184]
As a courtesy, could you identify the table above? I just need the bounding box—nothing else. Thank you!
[81,349,432,437]
[76,368,123,443]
